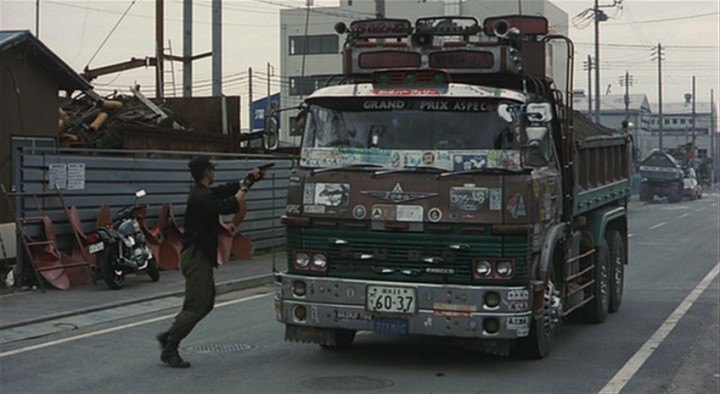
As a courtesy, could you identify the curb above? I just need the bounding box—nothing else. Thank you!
[0,273,274,331]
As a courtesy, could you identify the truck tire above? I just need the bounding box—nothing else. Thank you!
[639,184,651,202]
[516,264,561,359]
[577,238,609,323]
[668,185,682,203]
[606,231,625,313]
[320,329,356,350]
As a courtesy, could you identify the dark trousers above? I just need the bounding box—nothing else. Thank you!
[166,246,215,345]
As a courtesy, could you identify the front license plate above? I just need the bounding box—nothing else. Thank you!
[366,285,416,314]
[373,318,409,335]
[88,242,104,254]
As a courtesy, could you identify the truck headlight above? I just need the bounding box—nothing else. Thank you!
[295,252,310,268]
[312,253,327,269]
[474,260,493,277]
[496,261,514,277]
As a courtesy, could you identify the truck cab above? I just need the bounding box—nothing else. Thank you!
[274,15,630,358]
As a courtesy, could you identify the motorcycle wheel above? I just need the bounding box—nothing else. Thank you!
[146,258,160,282]
[99,246,125,290]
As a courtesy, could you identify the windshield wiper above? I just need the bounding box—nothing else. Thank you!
[372,166,446,178]
[311,164,382,175]
[437,167,529,180]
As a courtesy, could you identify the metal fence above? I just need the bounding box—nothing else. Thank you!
[10,147,295,270]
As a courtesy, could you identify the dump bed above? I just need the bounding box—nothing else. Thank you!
[571,111,632,215]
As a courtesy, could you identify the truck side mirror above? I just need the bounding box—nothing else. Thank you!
[526,103,553,123]
[521,126,551,167]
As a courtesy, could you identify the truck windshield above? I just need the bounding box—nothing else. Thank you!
[301,97,524,171]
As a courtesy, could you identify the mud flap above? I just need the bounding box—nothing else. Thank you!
[285,325,336,346]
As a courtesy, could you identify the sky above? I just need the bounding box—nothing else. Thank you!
[1,0,718,106]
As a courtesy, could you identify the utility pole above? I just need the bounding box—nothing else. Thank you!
[299,0,312,100]
[248,67,254,133]
[653,43,665,150]
[183,0,192,97]
[375,0,385,18]
[593,0,601,123]
[619,71,634,124]
[35,0,40,38]
[156,0,164,99]
[212,0,222,97]
[712,89,716,181]
[691,76,697,160]
[584,55,593,115]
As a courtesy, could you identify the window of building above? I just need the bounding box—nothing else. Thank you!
[698,149,707,159]
[289,35,339,56]
[664,119,670,125]
[288,75,336,96]
[680,119,686,124]
[672,119,678,125]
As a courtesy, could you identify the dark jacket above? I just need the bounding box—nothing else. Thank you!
[182,181,241,265]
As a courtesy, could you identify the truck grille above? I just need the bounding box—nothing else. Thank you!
[287,225,530,285]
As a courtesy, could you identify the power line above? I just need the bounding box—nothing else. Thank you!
[85,0,138,68]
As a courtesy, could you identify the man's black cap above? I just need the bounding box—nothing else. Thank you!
[188,157,215,173]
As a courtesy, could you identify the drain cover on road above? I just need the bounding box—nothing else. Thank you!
[302,376,394,391]
[185,343,255,353]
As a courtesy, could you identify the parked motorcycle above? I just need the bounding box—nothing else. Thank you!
[87,190,160,289]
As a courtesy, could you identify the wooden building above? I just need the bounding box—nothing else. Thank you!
[0,30,91,222]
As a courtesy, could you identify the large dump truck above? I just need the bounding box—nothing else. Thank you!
[273,16,631,358]
[638,150,686,203]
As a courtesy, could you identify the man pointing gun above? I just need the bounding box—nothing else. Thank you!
[157,157,269,368]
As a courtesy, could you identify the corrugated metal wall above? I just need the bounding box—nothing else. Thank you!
[11,147,294,259]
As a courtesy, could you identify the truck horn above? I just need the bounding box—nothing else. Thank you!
[492,19,520,39]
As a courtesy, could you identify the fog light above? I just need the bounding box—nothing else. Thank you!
[483,317,500,334]
[484,291,501,308]
[292,305,306,321]
[293,281,306,296]
[295,252,310,268]
[497,261,514,277]
[475,260,492,277]
[312,253,327,269]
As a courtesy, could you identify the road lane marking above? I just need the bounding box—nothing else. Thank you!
[678,213,690,219]
[695,207,705,212]
[599,262,720,394]
[0,292,273,358]
[648,222,667,230]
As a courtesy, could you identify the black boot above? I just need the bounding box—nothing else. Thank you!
[156,332,169,350]
[161,342,191,368]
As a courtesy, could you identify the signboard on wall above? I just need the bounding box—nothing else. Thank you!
[252,93,281,131]
[48,163,85,190]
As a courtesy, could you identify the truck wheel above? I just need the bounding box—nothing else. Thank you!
[639,185,651,202]
[516,265,561,359]
[577,238,609,323]
[606,231,625,313]
[320,329,356,350]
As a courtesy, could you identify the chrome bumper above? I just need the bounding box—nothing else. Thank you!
[275,273,532,340]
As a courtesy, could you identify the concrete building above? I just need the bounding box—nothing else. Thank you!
[573,91,653,158]
[279,0,569,146]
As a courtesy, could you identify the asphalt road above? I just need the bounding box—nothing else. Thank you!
[1,195,718,394]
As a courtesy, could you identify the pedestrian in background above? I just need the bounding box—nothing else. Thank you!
[156,157,266,368]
